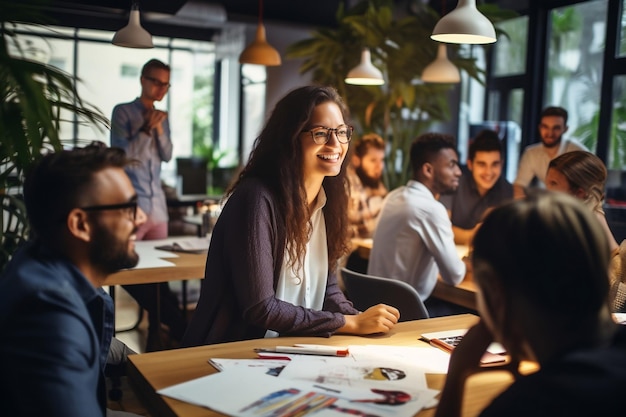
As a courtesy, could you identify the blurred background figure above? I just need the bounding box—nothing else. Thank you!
[347,133,387,239]
[110,58,186,351]
[513,106,587,198]
[546,150,618,252]
[545,150,626,312]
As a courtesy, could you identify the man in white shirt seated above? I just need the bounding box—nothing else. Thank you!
[513,106,587,198]
[368,132,468,317]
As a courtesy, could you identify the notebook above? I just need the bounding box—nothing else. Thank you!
[420,329,507,364]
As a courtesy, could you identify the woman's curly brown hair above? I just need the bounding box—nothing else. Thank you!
[226,85,351,270]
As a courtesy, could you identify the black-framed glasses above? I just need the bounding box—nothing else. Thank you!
[143,75,171,89]
[80,201,138,221]
[301,124,353,145]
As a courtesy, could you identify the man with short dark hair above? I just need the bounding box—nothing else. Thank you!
[111,58,186,350]
[347,133,388,238]
[513,106,587,198]
[368,132,467,316]
[0,143,146,416]
[440,129,513,244]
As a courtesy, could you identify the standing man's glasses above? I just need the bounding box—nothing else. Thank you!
[143,75,171,89]
[301,124,353,144]
[81,201,138,221]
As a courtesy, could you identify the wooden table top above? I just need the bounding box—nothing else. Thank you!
[104,250,206,286]
[128,314,517,417]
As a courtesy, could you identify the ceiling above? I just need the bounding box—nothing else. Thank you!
[23,1,528,40]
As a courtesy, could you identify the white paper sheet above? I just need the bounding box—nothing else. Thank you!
[347,345,452,374]
[158,368,438,417]
[278,355,429,391]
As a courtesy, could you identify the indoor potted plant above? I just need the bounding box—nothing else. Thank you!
[1,0,109,271]
[286,0,515,188]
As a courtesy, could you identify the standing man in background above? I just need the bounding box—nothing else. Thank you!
[347,133,388,239]
[111,58,186,351]
[513,106,587,198]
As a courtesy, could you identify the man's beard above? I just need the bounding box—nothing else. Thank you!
[90,223,139,275]
[356,165,382,189]
[434,176,458,195]
[542,134,562,148]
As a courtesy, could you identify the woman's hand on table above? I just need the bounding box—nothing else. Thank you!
[339,304,400,335]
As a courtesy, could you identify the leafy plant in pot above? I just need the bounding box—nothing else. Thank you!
[0,1,109,271]
[286,0,516,189]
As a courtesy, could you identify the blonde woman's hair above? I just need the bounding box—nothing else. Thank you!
[548,151,607,213]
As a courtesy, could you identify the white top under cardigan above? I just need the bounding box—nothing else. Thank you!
[265,188,328,337]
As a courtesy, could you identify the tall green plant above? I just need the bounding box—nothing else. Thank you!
[0,0,109,271]
[287,0,515,188]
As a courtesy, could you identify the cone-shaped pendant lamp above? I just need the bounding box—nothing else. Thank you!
[112,2,153,49]
[422,43,460,83]
[345,48,385,86]
[239,0,281,66]
[431,0,496,45]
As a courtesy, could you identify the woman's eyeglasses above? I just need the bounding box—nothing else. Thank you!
[301,124,353,145]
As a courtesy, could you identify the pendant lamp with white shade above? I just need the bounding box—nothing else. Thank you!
[431,0,496,45]
[239,0,281,66]
[421,43,460,83]
[112,2,153,49]
[345,48,385,86]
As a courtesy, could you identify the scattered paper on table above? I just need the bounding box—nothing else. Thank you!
[279,354,429,391]
[158,368,438,417]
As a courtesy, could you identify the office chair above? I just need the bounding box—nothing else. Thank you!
[340,267,429,321]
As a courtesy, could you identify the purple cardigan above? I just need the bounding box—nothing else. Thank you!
[181,178,358,346]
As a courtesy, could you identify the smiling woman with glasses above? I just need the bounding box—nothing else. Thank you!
[182,85,399,348]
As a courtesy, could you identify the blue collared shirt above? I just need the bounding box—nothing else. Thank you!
[0,241,114,416]
[110,98,173,223]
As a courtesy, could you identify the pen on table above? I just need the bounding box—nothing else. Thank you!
[254,345,349,357]
[428,338,454,353]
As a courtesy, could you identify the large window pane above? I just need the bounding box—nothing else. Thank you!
[493,16,528,77]
[545,0,608,152]
[619,0,626,56]
[608,76,626,171]
[12,25,216,188]
[458,44,487,163]
[605,75,626,241]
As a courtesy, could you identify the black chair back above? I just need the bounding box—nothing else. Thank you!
[340,267,429,321]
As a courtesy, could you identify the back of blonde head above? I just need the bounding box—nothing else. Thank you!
[548,151,607,213]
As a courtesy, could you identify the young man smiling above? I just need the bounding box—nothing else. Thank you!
[440,129,513,245]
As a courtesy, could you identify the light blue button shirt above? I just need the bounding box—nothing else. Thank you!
[110,98,173,223]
